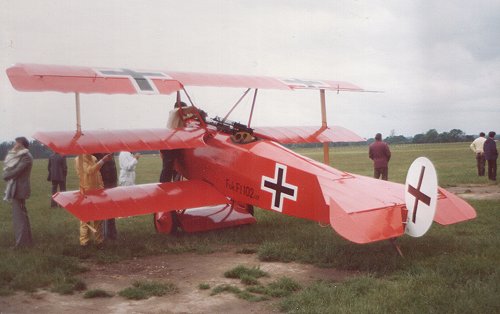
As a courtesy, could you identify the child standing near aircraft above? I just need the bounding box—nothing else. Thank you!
[74,153,112,247]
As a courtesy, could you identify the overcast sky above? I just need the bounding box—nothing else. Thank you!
[1,0,499,142]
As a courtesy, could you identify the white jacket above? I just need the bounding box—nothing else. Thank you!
[118,152,138,186]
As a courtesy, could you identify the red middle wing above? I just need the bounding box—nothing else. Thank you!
[253,126,365,144]
[34,128,206,155]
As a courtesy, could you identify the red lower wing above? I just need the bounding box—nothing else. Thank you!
[53,180,227,221]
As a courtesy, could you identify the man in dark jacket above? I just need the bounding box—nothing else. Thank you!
[369,133,392,180]
[2,137,33,248]
[484,131,498,181]
[47,152,67,207]
[93,153,118,239]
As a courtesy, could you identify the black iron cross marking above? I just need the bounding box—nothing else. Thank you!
[281,78,328,89]
[261,164,298,212]
[97,68,169,93]
[407,166,431,223]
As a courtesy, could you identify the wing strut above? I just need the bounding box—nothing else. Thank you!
[247,89,258,127]
[222,88,251,123]
[74,92,85,194]
[320,89,330,165]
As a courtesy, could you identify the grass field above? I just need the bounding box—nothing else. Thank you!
[0,143,499,313]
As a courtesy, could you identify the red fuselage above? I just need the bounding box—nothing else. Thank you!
[178,131,350,224]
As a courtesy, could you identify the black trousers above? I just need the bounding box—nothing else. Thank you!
[160,150,180,183]
[374,167,388,181]
[51,180,66,207]
[487,159,497,181]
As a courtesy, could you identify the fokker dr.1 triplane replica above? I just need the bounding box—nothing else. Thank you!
[7,64,476,252]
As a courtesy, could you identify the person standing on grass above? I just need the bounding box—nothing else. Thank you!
[369,133,391,181]
[75,153,112,247]
[2,137,33,249]
[470,132,486,176]
[484,131,498,181]
[119,151,140,186]
[47,152,67,207]
[93,153,118,240]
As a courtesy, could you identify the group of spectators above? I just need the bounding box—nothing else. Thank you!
[470,131,498,181]
[369,131,498,182]
[2,101,191,249]
[2,137,142,249]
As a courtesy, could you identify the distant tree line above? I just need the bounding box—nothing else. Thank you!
[288,128,497,149]
[379,129,476,145]
[0,129,497,160]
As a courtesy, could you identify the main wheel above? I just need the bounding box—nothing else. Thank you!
[153,211,179,234]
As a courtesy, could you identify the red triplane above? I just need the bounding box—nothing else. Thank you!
[6,64,476,247]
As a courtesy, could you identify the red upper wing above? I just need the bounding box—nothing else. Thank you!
[7,63,364,95]
[34,128,206,155]
[254,126,365,144]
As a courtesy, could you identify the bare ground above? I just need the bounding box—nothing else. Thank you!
[0,249,357,314]
[447,183,500,200]
[2,184,496,314]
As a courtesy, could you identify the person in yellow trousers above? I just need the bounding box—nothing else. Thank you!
[75,153,112,247]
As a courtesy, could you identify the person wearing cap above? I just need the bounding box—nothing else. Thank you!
[2,137,34,248]
[484,131,498,181]
[369,133,391,181]
[470,132,486,176]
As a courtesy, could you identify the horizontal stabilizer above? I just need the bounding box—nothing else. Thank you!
[53,180,227,221]
[322,170,477,244]
[329,197,405,244]
[435,188,477,225]
[34,128,206,155]
[254,126,365,144]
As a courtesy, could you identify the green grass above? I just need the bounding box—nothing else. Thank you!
[50,277,86,295]
[0,144,499,312]
[210,284,270,302]
[118,280,178,300]
[224,265,269,282]
[83,289,114,298]
[198,283,210,290]
[212,272,301,302]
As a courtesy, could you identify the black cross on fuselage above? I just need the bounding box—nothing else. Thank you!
[407,166,431,223]
[261,164,297,211]
[98,68,168,93]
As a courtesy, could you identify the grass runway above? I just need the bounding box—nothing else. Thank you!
[0,143,498,313]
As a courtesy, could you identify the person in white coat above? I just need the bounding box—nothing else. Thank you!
[118,151,140,186]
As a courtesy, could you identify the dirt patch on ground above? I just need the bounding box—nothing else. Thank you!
[0,249,357,314]
[447,184,500,200]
